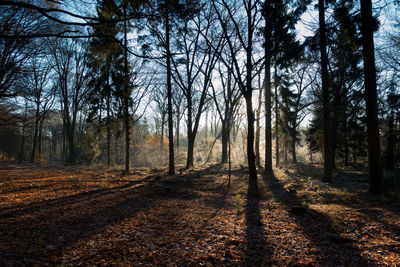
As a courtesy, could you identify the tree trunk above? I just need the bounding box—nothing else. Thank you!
[187,134,195,168]
[205,111,208,141]
[124,99,130,173]
[38,117,43,155]
[319,0,332,183]
[264,0,273,174]
[106,74,111,166]
[284,144,288,165]
[221,121,228,164]
[186,93,194,168]
[19,101,28,162]
[291,134,297,164]
[161,113,165,147]
[123,6,130,174]
[62,121,66,162]
[255,88,262,166]
[274,65,279,168]
[19,128,26,162]
[246,0,258,198]
[344,107,349,166]
[67,128,75,165]
[385,114,394,168]
[30,108,40,163]
[176,110,180,153]
[331,115,337,169]
[166,0,175,175]
[245,93,258,197]
[360,0,384,194]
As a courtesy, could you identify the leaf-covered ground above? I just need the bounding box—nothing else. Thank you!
[0,163,399,266]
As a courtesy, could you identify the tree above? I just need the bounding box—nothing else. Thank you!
[263,0,273,173]
[165,0,175,175]
[0,3,48,100]
[263,0,307,169]
[86,0,122,166]
[50,39,88,165]
[360,0,384,194]
[383,79,399,168]
[151,86,168,148]
[172,84,186,153]
[22,57,54,163]
[212,0,263,197]
[171,2,222,168]
[145,0,197,174]
[210,61,241,164]
[280,64,313,164]
[318,0,332,183]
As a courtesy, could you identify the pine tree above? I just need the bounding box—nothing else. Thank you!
[360,0,384,194]
[86,0,122,167]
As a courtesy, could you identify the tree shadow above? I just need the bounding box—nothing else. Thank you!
[261,169,373,265]
[0,165,229,265]
[244,193,272,266]
[287,163,400,239]
[0,176,154,219]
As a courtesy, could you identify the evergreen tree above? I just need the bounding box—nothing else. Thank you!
[273,0,303,167]
[360,0,384,194]
[86,0,122,166]
[318,0,332,182]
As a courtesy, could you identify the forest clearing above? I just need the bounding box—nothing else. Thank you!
[1,0,400,265]
[1,163,399,266]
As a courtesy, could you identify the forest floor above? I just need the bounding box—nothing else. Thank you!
[0,162,400,266]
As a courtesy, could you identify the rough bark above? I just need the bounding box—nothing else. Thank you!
[30,107,40,163]
[106,71,111,166]
[18,102,28,162]
[123,6,130,174]
[291,134,297,164]
[255,88,262,166]
[38,117,43,155]
[246,0,257,197]
[274,64,279,168]
[166,0,175,175]
[319,0,332,183]
[264,0,273,174]
[221,122,228,164]
[186,94,194,169]
[245,93,258,197]
[360,0,384,194]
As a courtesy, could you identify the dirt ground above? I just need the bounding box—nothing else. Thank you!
[0,162,399,266]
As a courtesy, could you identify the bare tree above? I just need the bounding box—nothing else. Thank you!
[210,60,241,164]
[22,57,54,163]
[171,3,224,168]
[280,63,314,164]
[212,0,263,197]
[172,84,186,153]
[50,39,88,165]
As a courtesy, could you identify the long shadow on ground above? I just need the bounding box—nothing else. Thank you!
[261,169,373,266]
[288,163,400,240]
[0,165,230,266]
[245,193,273,266]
